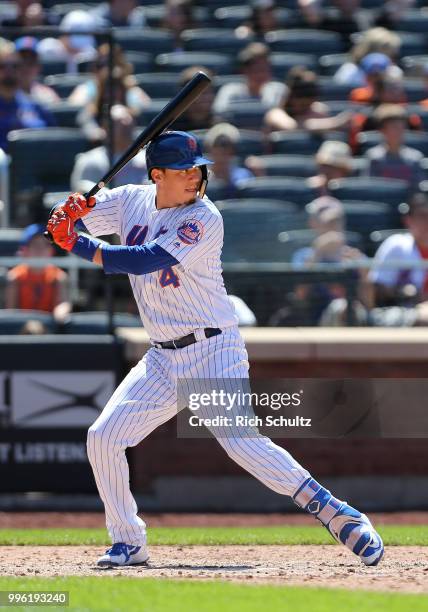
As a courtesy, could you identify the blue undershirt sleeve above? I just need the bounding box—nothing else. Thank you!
[101,240,179,275]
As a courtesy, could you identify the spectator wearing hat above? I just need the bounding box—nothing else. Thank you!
[334,27,402,88]
[90,0,145,27]
[265,67,351,133]
[1,0,52,27]
[374,0,416,30]
[307,140,353,197]
[15,36,59,105]
[202,123,253,199]
[5,224,71,323]
[298,0,366,44]
[37,10,98,74]
[0,39,55,152]
[292,196,345,265]
[213,43,287,114]
[162,0,195,51]
[349,53,396,103]
[364,104,426,191]
[367,189,428,326]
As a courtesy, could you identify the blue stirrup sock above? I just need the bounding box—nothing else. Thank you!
[293,477,344,525]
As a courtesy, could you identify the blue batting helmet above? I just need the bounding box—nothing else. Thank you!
[146,131,212,195]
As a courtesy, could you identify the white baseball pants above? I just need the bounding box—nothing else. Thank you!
[87,326,310,545]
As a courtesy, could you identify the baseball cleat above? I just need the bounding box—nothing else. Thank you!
[293,478,384,567]
[97,543,149,568]
[325,504,384,567]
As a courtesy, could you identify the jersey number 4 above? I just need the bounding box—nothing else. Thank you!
[127,224,180,289]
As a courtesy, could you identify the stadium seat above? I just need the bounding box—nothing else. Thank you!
[401,55,428,77]
[369,228,408,252]
[270,52,318,79]
[181,28,253,53]
[276,228,364,261]
[62,312,142,334]
[8,128,90,225]
[218,200,307,262]
[155,51,232,74]
[318,77,354,101]
[395,9,428,33]
[237,177,317,206]
[45,102,81,128]
[341,200,401,252]
[0,228,22,256]
[329,177,409,208]
[219,101,267,129]
[269,131,326,155]
[265,29,346,55]
[386,32,428,57]
[44,74,88,99]
[137,99,170,125]
[214,5,294,29]
[318,53,350,76]
[124,51,154,74]
[144,4,210,27]
[254,154,318,177]
[112,28,175,54]
[357,130,428,157]
[217,198,299,214]
[40,58,68,77]
[0,310,56,334]
[134,73,179,99]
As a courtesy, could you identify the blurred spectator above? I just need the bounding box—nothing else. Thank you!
[420,65,428,108]
[236,0,280,40]
[334,27,401,87]
[298,0,365,43]
[77,64,148,143]
[19,319,48,335]
[90,0,145,27]
[15,36,59,105]
[308,141,353,196]
[265,67,350,132]
[69,43,150,109]
[1,0,51,27]
[364,104,426,192]
[0,39,55,152]
[213,43,287,114]
[368,190,428,326]
[5,224,71,323]
[349,53,394,103]
[292,196,345,264]
[71,104,147,193]
[173,67,215,131]
[374,0,415,30]
[349,70,422,152]
[162,0,194,51]
[38,10,97,74]
[202,123,253,198]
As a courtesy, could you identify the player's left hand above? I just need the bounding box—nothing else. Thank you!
[46,210,78,252]
[58,192,96,222]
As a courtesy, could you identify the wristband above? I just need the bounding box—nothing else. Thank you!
[71,234,101,262]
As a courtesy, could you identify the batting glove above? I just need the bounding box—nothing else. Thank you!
[46,210,78,252]
[57,192,96,222]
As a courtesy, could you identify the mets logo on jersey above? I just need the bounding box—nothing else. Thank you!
[177,219,204,245]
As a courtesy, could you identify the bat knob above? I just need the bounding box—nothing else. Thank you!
[43,230,54,244]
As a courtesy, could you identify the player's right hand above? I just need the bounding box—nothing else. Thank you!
[46,210,78,252]
[58,192,96,222]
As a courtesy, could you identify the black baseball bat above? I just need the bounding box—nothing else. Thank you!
[45,70,212,241]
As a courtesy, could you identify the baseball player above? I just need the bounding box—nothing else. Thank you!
[47,131,384,569]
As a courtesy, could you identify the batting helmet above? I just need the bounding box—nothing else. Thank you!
[146,131,213,197]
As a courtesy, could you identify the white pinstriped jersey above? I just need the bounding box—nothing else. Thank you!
[83,183,239,341]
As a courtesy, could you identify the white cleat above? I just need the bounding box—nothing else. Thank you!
[97,542,149,568]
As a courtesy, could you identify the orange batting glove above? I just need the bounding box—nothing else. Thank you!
[57,192,96,222]
[46,210,78,252]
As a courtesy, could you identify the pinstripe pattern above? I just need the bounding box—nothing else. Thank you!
[83,184,238,342]
[84,182,310,547]
[87,327,310,545]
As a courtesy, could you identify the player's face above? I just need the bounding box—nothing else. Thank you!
[155,167,203,206]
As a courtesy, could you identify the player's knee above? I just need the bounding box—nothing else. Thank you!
[87,423,108,458]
